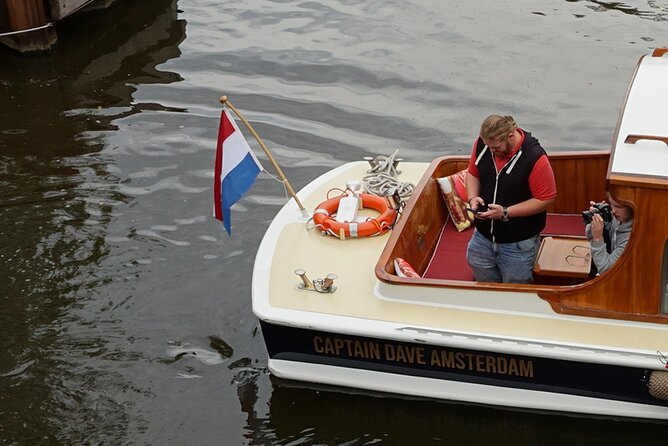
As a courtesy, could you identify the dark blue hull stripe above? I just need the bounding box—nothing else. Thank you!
[260,321,668,408]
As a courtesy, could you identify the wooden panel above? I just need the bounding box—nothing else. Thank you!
[2,0,56,52]
[541,186,668,316]
[0,3,10,31]
[377,156,464,279]
[547,151,609,214]
[609,173,668,190]
[533,236,591,278]
[5,0,48,28]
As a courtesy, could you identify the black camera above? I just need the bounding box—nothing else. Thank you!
[582,202,612,224]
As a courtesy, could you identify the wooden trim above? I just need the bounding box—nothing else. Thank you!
[376,274,583,294]
[551,304,668,324]
[609,173,668,190]
[652,48,668,57]
[624,134,668,146]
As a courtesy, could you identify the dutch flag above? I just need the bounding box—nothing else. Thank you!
[213,109,263,235]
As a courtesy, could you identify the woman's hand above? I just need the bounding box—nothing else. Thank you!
[590,213,605,241]
[589,200,607,212]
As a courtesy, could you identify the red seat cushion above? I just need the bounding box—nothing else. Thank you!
[541,213,585,237]
[422,219,474,280]
[422,213,583,281]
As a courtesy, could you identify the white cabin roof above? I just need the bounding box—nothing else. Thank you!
[610,51,668,180]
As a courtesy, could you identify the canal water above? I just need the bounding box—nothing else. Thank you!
[1,0,667,443]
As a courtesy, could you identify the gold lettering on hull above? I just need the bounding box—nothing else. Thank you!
[312,335,534,379]
[313,336,381,360]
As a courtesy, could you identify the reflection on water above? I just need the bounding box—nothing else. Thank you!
[582,0,667,21]
[165,335,234,365]
[242,381,668,445]
[0,0,184,442]
[0,1,185,157]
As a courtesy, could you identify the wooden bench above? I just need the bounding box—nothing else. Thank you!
[422,213,585,281]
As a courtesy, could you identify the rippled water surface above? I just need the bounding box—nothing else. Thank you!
[1,0,667,444]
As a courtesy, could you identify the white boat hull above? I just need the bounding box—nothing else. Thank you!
[251,158,668,420]
[269,359,668,420]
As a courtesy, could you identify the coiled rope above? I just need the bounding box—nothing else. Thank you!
[362,150,414,199]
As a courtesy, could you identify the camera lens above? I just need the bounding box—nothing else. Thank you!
[581,210,594,225]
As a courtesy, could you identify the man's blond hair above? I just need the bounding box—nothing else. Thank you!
[480,115,517,141]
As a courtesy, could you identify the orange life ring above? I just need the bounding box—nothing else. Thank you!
[312,193,397,239]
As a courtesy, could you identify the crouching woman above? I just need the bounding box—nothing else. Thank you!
[585,195,634,275]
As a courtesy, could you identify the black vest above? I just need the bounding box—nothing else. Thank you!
[474,130,547,243]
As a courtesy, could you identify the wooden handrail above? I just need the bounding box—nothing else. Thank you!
[624,134,668,146]
[652,48,668,57]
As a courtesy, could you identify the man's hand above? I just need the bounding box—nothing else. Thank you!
[469,197,488,219]
[477,203,504,220]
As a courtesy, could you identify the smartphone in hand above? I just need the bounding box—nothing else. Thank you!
[474,203,489,213]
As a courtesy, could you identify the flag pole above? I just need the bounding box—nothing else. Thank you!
[219,95,308,217]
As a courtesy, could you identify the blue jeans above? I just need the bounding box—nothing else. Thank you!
[466,229,540,283]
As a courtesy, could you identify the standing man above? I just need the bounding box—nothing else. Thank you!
[466,115,556,283]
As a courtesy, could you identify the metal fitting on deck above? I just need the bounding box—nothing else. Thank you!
[294,269,337,293]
